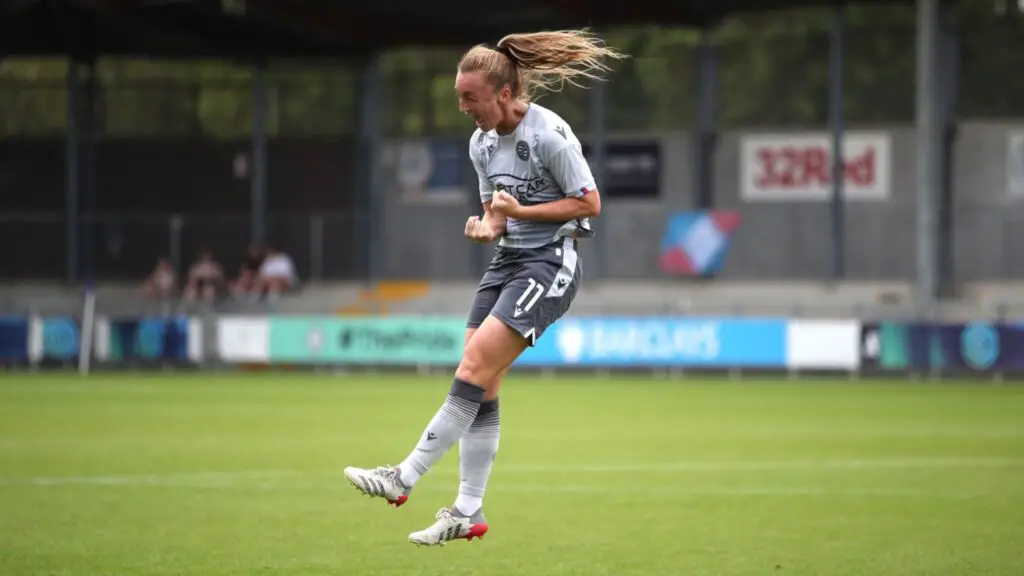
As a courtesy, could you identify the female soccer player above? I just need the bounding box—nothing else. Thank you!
[344,28,625,547]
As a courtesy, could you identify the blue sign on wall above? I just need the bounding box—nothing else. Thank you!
[0,315,29,364]
[659,211,741,277]
[396,139,469,203]
[42,316,80,361]
[859,321,1024,371]
[106,317,192,362]
[515,317,788,367]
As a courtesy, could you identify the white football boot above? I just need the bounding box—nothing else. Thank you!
[343,465,410,507]
[408,506,489,547]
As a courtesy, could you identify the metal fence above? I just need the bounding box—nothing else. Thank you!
[0,212,368,282]
[2,205,1024,283]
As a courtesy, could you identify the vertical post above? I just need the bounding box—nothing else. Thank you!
[588,74,607,280]
[251,63,268,244]
[81,58,97,280]
[693,25,718,209]
[169,216,183,275]
[356,55,382,283]
[828,3,846,280]
[66,58,81,282]
[310,214,323,281]
[937,13,959,297]
[916,0,941,305]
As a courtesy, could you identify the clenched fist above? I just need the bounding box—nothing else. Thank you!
[465,215,498,243]
[490,190,521,217]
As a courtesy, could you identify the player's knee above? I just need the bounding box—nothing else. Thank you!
[455,344,498,389]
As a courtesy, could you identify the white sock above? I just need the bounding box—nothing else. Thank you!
[454,398,500,516]
[398,378,484,488]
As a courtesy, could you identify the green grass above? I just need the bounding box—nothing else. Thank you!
[1,373,1022,575]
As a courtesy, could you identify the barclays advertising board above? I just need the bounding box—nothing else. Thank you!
[515,317,788,367]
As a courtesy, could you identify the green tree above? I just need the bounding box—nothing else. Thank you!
[0,58,68,136]
[2,2,1022,139]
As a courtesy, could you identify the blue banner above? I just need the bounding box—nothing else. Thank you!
[860,321,1024,371]
[0,315,29,364]
[395,139,470,203]
[41,316,80,362]
[515,317,787,367]
[104,317,193,362]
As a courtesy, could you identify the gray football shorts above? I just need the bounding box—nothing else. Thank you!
[467,236,582,346]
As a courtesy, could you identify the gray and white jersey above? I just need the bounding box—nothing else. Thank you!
[469,103,597,250]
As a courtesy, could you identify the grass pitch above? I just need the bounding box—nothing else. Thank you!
[1,373,1022,575]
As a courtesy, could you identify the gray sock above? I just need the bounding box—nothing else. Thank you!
[452,505,488,525]
[398,378,484,488]
[454,397,500,517]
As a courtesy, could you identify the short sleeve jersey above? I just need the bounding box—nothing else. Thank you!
[468,103,597,249]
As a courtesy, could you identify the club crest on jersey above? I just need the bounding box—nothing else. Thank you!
[516,140,530,161]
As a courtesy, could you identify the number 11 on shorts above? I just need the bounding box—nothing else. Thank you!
[514,278,544,317]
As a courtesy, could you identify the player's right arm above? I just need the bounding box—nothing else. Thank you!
[465,132,506,243]
[465,200,506,244]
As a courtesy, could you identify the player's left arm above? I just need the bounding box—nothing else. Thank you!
[501,135,601,222]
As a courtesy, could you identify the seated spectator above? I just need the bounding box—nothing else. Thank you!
[141,257,176,301]
[184,249,224,304]
[231,243,265,298]
[252,246,297,302]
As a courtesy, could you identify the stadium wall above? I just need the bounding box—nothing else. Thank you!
[4,123,1024,282]
[380,122,1024,282]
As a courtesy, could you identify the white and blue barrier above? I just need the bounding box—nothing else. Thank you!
[0,315,203,368]
[217,314,862,371]
[4,312,1016,375]
[515,317,790,368]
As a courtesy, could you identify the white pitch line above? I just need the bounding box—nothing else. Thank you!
[494,456,1024,473]
[1,457,1022,488]
[512,430,1024,440]
[0,475,1014,499]
[451,485,1010,499]
[0,470,298,487]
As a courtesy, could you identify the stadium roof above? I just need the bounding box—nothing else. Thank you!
[1,0,911,59]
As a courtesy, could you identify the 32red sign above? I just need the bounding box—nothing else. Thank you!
[740,133,891,201]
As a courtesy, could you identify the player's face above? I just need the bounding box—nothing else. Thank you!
[455,70,509,132]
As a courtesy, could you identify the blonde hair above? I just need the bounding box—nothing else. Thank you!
[457,29,627,103]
